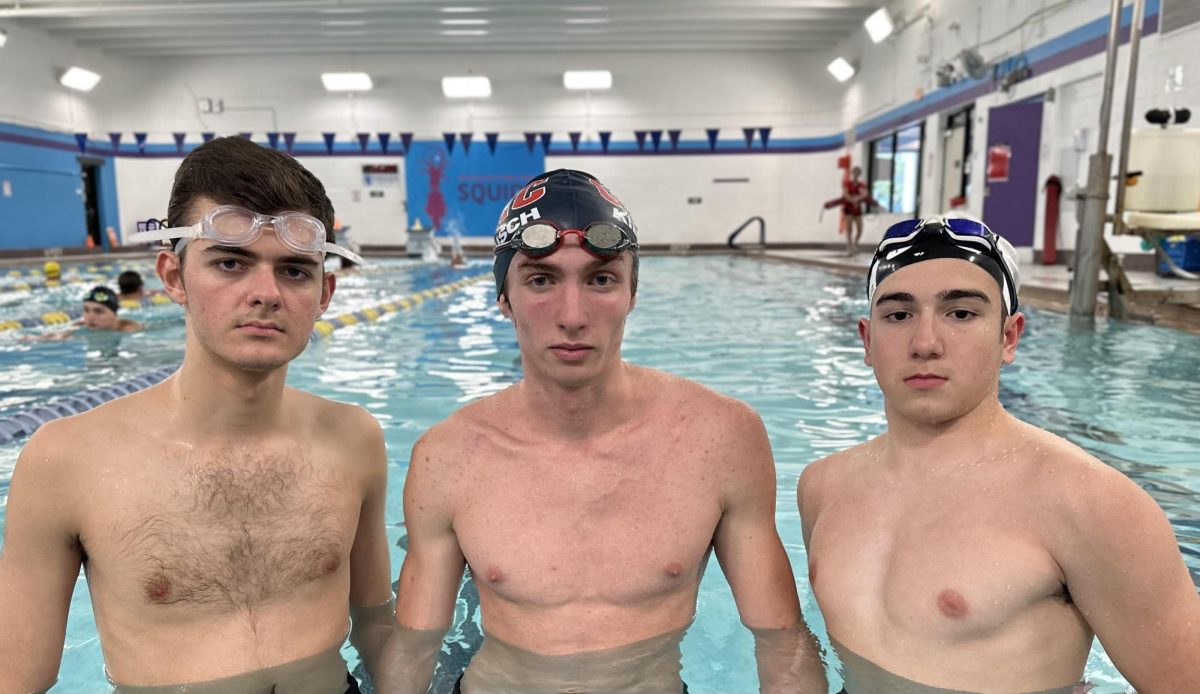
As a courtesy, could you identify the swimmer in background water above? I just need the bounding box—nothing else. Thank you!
[117,269,146,302]
[377,169,827,694]
[798,216,1200,693]
[27,285,143,341]
[0,136,389,694]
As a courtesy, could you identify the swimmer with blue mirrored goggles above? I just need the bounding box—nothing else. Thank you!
[867,215,1021,316]
[130,204,365,265]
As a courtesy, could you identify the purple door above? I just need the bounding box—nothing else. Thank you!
[981,98,1043,247]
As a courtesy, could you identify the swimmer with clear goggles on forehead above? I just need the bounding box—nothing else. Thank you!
[130,204,365,265]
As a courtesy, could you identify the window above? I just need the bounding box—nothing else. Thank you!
[868,122,925,215]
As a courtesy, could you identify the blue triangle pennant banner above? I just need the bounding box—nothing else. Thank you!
[134,132,148,154]
[539,132,553,152]
[322,132,337,154]
[524,132,537,153]
[74,133,88,153]
[443,132,457,154]
[238,132,252,141]
[634,130,647,151]
[357,132,371,153]
[706,128,720,151]
[175,132,189,151]
[283,132,296,153]
[598,131,611,154]
[108,132,122,153]
[742,127,755,149]
[649,130,663,153]
[400,132,414,155]
[267,132,280,149]
[569,132,581,152]
[461,132,473,154]
[377,132,391,154]
[485,132,499,154]
[202,132,215,143]
[758,127,771,149]
[668,129,682,150]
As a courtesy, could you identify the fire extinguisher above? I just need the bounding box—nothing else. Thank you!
[1043,175,1062,265]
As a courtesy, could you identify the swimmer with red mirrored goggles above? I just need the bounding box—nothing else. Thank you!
[492,169,639,297]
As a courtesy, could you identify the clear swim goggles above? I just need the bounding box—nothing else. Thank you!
[495,220,638,260]
[129,205,364,265]
[868,216,1020,313]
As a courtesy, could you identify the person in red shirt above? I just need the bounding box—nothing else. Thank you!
[843,166,870,256]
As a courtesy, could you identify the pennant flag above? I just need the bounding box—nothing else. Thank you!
[460,132,473,154]
[598,131,612,154]
[283,132,297,153]
[175,132,189,151]
[443,132,456,154]
[377,132,391,154]
[706,128,720,151]
[133,132,148,154]
[569,132,582,152]
[649,130,663,153]
[267,132,280,150]
[539,132,553,152]
[485,132,499,154]
[634,130,647,152]
[322,132,336,154]
[524,132,537,153]
[400,132,414,155]
[758,127,772,150]
[742,127,755,149]
[202,132,215,143]
[238,132,252,140]
[357,132,371,153]
[108,132,122,153]
[74,133,88,153]
[668,129,682,151]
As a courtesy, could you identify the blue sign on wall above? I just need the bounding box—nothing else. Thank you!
[405,141,544,238]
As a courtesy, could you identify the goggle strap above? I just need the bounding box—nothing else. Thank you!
[126,223,200,245]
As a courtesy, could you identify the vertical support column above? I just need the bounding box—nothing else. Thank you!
[1069,0,1125,321]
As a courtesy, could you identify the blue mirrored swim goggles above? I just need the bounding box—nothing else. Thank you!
[129,205,364,265]
[869,216,1019,314]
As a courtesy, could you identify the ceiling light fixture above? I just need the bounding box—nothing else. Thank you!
[827,57,856,82]
[864,7,894,43]
[440,29,489,36]
[442,75,492,98]
[321,72,373,91]
[563,70,612,90]
[440,18,489,25]
[60,66,101,92]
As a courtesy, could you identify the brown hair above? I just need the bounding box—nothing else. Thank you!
[166,136,335,241]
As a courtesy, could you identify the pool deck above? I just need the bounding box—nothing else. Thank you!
[754,248,1200,335]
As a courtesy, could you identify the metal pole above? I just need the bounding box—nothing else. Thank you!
[1069,0,1124,320]
[1113,0,1146,236]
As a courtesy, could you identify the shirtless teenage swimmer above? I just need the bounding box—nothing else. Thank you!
[799,216,1200,693]
[378,169,827,694]
[0,136,388,694]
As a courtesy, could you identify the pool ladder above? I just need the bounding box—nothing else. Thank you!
[726,216,765,250]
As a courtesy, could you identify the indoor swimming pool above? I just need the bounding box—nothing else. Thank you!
[1,255,1197,693]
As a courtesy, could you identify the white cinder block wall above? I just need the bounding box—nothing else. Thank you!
[4,0,1199,252]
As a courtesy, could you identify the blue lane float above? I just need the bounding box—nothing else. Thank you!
[0,366,176,445]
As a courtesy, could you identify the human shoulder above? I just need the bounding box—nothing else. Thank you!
[632,366,758,427]
[798,437,882,514]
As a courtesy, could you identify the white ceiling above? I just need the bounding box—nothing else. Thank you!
[0,0,880,58]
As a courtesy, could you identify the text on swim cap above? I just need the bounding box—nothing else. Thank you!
[495,207,542,245]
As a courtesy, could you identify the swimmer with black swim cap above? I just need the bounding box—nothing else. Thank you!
[799,216,1200,693]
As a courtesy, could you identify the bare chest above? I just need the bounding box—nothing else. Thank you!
[809,483,1066,642]
[453,442,723,607]
[81,445,361,611]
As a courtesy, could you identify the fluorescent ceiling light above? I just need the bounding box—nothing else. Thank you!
[563,5,608,10]
[323,31,366,37]
[440,29,488,36]
[321,72,372,91]
[0,29,8,48]
[321,19,366,26]
[441,6,484,12]
[442,75,491,98]
[566,17,609,24]
[60,66,101,92]
[864,7,894,43]
[567,28,608,34]
[827,57,855,82]
[563,70,612,90]
[319,7,366,13]
[440,18,488,25]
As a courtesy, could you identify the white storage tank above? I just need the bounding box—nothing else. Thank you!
[1125,128,1200,212]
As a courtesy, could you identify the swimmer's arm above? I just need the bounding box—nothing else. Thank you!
[347,413,394,682]
[714,407,827,694]
[0,424,82,694]
[376,432,464,694]
[1055,463,1200,691]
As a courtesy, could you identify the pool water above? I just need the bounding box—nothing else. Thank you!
[1,255,1197,693]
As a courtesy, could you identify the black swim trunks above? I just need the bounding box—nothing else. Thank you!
[345,672,362,693]
[451,674,688,693]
